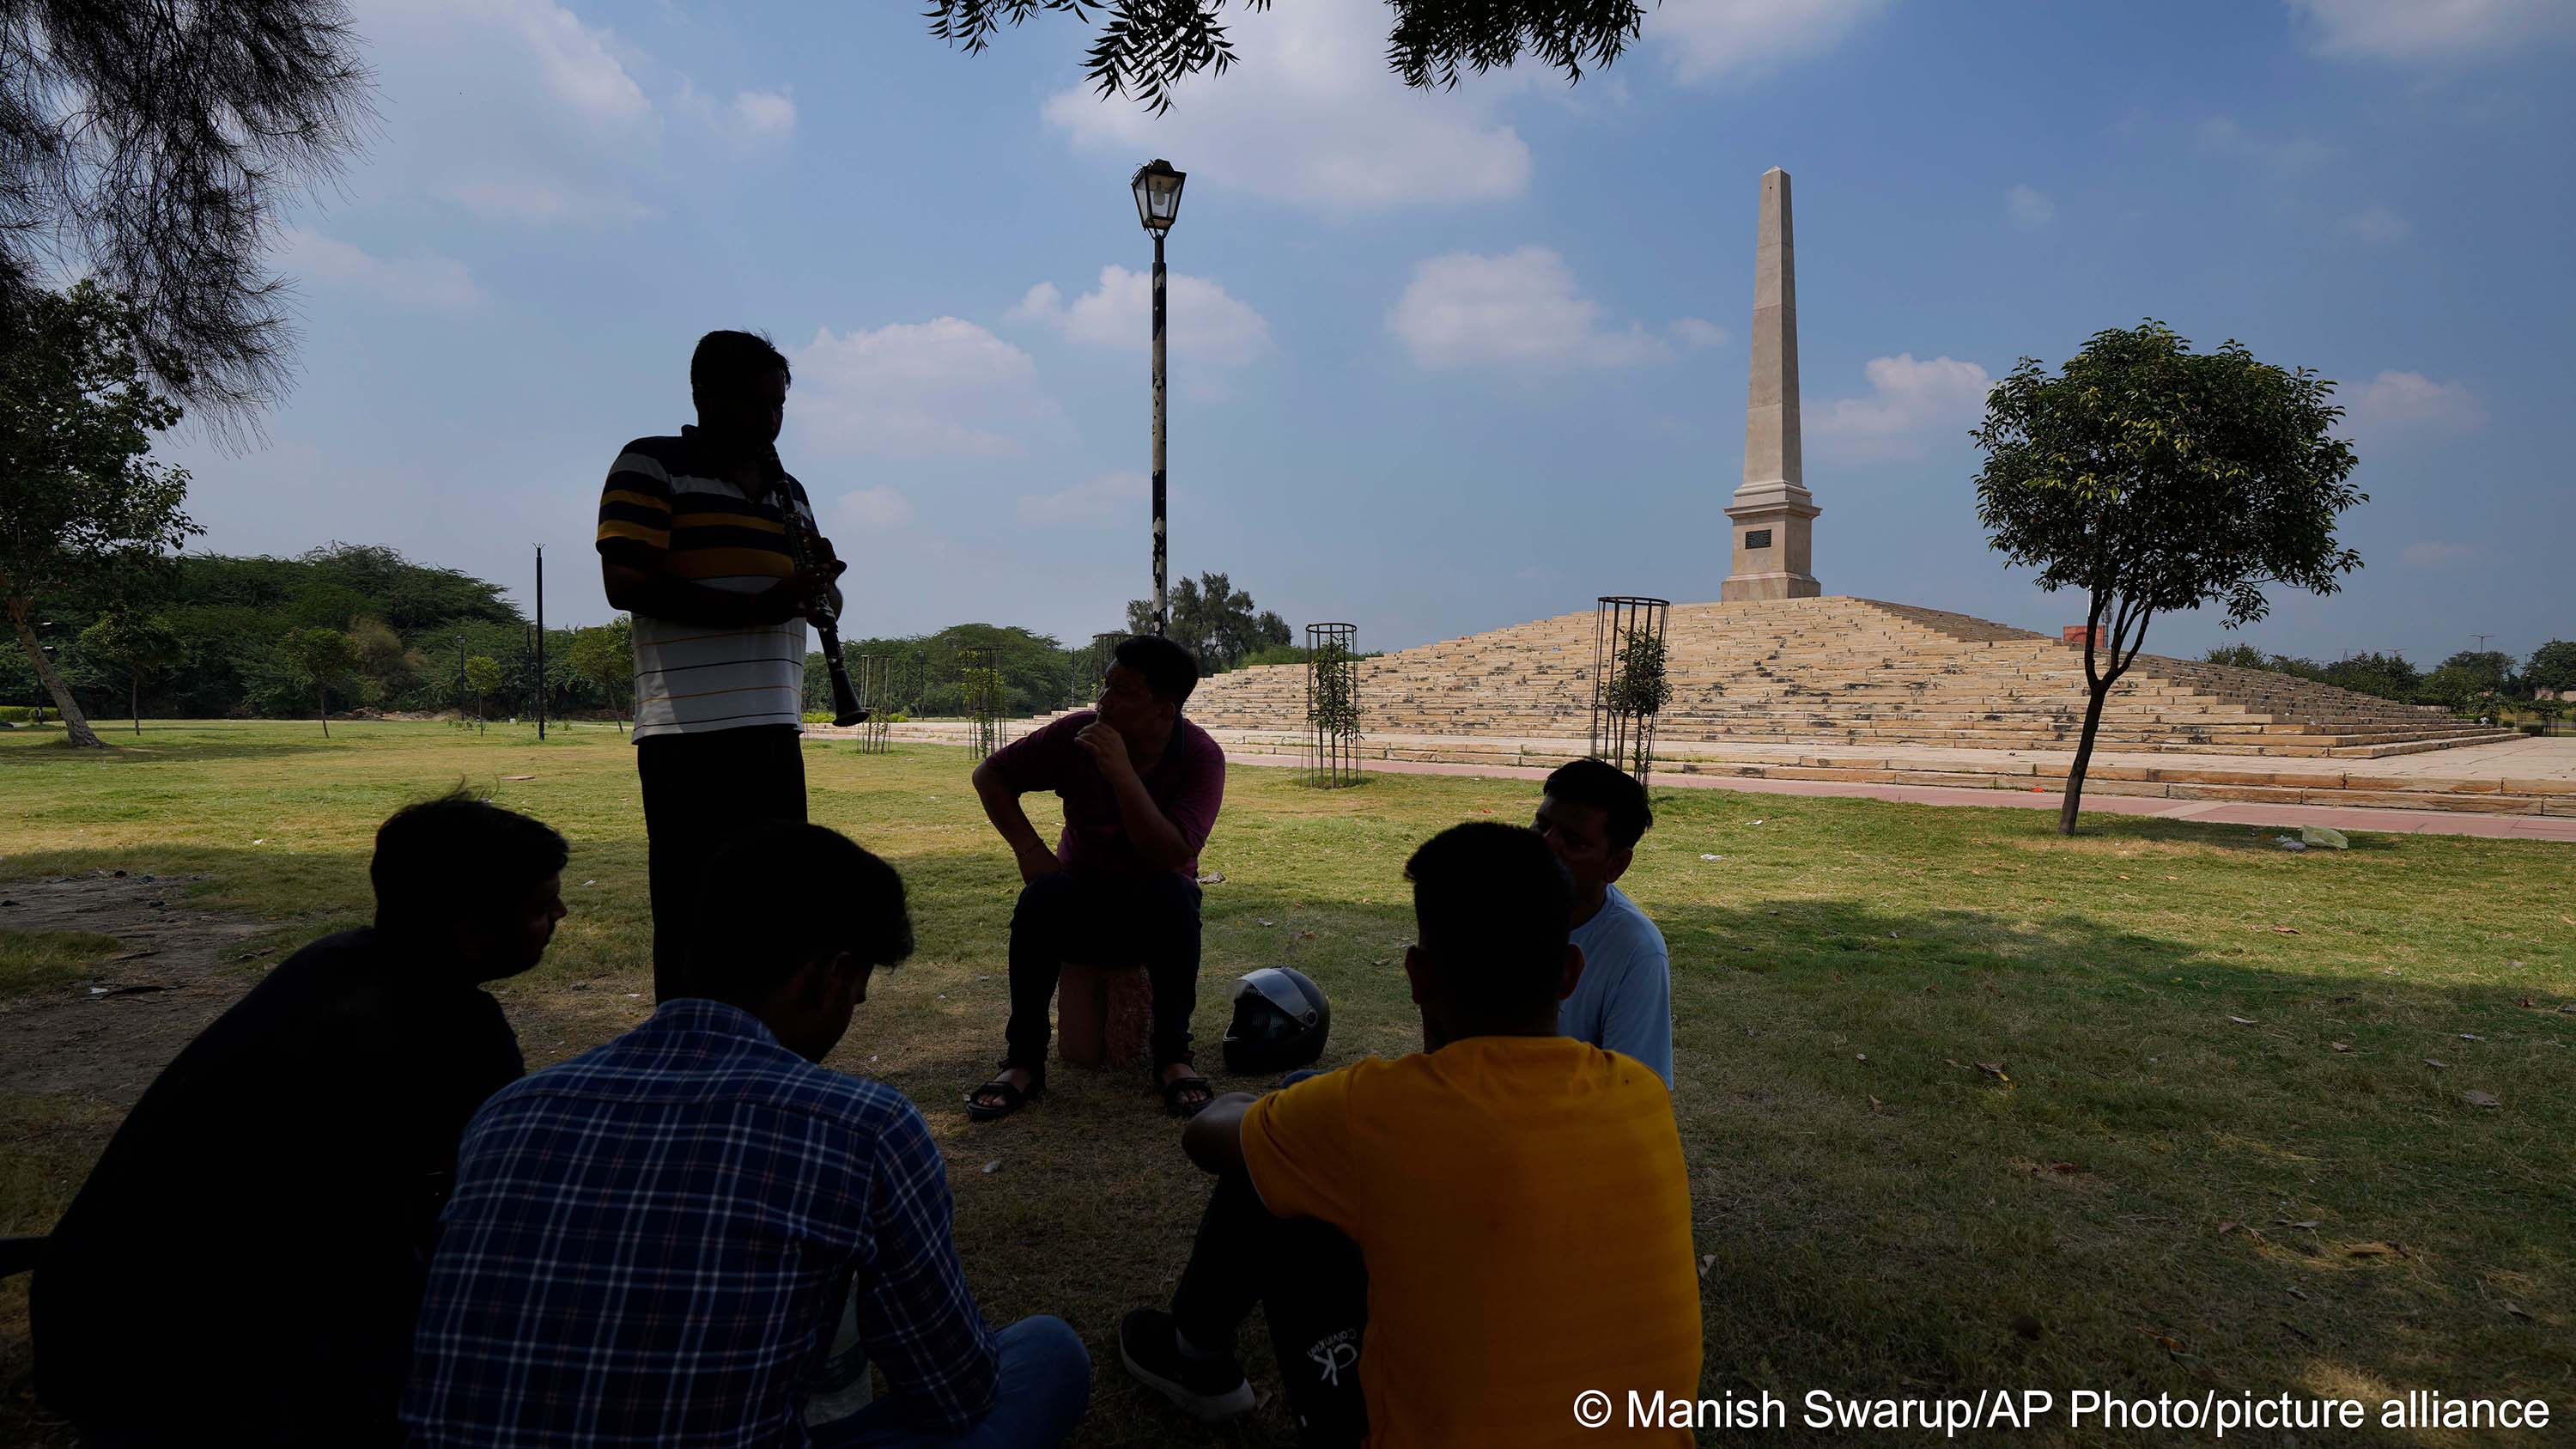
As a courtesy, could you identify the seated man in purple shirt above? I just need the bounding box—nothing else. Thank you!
[965,634,1226,1120]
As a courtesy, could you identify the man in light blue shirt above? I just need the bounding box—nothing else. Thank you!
[1533,758,1674,1087]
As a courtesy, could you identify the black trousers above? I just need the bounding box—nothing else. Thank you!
[1173,1171,1370,1448]
[636,724,806,1002]
[1003,871,1201,1070]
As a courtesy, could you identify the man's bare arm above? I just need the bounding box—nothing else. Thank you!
[973,758,1062,884]
[1181,1092,1256,1176]
[1103,770,1193,873]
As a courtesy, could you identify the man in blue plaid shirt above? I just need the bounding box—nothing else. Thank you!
[405,825,1090,1447]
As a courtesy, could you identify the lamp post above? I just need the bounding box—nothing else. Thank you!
[1131,158,1185,636]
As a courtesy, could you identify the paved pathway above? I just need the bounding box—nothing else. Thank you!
[1224,751,2576,842]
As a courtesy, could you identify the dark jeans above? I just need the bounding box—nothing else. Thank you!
[809,1316,1091,1449]
[1004,871,1202,1070]
[1172,1171,1370,1448]
[637,724,806,1001]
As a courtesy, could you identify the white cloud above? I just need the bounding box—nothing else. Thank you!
[2287,0,2575,61]
[1388,247,1674,371]
[2196,116,2338,171]
[1812,354,1993,460]
[277,227,483,311]
[2346,204,2411,243]
[1649,0,1893,84]
[836,486,914,529]
[786,319,1058,459]
[1018,471,1147,527]
[1039,0,1530,212]
[730,89,797,138]
[2345,370,2487,434]
[354,0,794,225]
[2399,539,2477,569]
[1009,266,1271,368]
[1669,318,1728,350]
[2005,184,2055,228]
[676,81,798,143]
[440,176,654,224]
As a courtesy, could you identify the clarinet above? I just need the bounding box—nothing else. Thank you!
[775,481,870,728]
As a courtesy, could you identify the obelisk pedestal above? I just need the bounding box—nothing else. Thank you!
[1722,166,1820,602]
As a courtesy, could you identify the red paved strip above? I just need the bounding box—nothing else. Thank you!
[1226,752,2576,843]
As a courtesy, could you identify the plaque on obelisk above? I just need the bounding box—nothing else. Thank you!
[1721,167,1821,601]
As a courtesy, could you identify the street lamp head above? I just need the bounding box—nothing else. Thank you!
[1131,159,1185,235]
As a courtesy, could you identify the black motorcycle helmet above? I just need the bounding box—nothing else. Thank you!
[1221,966,1331,1075]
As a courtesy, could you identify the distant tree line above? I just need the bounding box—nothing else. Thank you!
[0,543,611,725]
[6,542,1310,726]
[2203,640,2576,717]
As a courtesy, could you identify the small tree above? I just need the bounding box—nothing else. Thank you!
[567,618,634,733]
[2526,640,2576,699]
[0,282,199,748]
[1606,631,1672,777]
[1973,321,2364,835]
[343,615,416,708]
[462,654,501,734]
[2423,650,2515,719]
[77,612,184,735]
[282,626,352,736]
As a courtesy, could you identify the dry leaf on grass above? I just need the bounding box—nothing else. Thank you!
[2345,1241,2408,1259]
[501,774,534,782]
[2218,1221,2241,1235]
[2504,1303,2531,1320]
[1975,1062,2012,1083]
[980,1160,1001,1175]
[2047,1161,2081,1175]
[2423,1058,2450,1069]
[2271,926,2300,935]
[2229,1015,2259,1026]
[2458,1032,2483,1041]
[2462,1090,2501,1109]
[2330,1042,2352,1053]
[1868,1095,1884,1113]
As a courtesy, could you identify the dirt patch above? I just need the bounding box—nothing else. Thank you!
[0,874,276,1111]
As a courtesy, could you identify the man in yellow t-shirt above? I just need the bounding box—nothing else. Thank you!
[1119,822,1703,1446]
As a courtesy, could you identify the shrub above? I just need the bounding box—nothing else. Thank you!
[0,704,34,722]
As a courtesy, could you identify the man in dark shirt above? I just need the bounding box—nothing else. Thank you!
[404,825,1090,1449]
[966,634,1225,1120]
[33,791,568,1448]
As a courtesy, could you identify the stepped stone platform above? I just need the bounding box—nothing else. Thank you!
[834,598,2557,821]
[1180,597,2512,760]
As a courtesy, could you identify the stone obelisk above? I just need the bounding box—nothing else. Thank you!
[1720,166,1821,601]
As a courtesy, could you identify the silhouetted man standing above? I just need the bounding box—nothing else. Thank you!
[598,329,843,1000]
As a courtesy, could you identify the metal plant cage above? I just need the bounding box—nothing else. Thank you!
[1304,622,1362,788]
[1589,596,1672,783]
[959,646,1005,761]
[1078,631,1125,708]
[855,654,892,753]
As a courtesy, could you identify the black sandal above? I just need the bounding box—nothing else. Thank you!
[1155,1063,1214,1119]
[965,1063,1044,1122]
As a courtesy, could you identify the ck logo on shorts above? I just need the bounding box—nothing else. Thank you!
[1307,1330,1361,1386]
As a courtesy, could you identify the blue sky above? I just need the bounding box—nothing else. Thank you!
[172,0,2574,666]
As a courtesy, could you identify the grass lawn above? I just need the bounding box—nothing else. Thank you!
[3,719,2573,1446]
